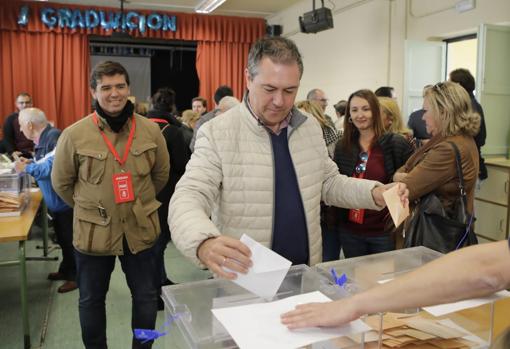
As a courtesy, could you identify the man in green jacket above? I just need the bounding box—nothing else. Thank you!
[52,61,169,349]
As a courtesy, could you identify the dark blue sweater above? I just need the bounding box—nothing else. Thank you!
[270,129,309,265]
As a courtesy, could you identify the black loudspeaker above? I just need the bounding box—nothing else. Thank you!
[299,6,334,34]
[266,25,282,37]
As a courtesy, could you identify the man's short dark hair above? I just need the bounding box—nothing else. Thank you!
[90,61,130,90]
[214,86,233,105]
[334,100,347,115]
[449,68,475,95]
[192,96,207,109]
[16,92,32,102]
[374,86,394,98]
[247,36,303,80]
[152,87,176,113]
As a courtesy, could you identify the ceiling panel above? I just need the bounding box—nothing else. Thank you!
[42,0,302,17]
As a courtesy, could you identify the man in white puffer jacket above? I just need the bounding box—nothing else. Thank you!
[169,37,408,279]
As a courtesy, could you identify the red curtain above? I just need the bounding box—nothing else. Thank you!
[0,30,90,129]
[0,1,265,128]
[0,31,91,129]
[196,41,251,107]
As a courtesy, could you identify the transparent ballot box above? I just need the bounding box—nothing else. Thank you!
[162,264,370,349]
[0,171,30,217]
[315,247,496,348]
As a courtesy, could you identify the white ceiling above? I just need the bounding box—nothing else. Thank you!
[42,0,302,18]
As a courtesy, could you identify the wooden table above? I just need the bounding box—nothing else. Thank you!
[0,189,49,349]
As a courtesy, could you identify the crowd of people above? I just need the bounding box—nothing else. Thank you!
[1,36,503,349]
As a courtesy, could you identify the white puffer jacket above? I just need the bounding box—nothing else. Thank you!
[169,102,381,266]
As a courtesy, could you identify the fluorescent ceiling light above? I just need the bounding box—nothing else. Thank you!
[195,0,227,14]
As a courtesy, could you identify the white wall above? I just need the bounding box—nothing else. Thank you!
[267,0,510,118]
[407,0,510,40]
[267,0,397,117]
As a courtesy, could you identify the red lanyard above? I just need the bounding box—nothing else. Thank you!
[150,118,169,124]
[92,112,136,167]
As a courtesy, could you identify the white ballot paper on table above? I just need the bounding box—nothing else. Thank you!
[423,290,510,317]
[382,184,409,227]
[212,291,371,349]
[227,234,292,299]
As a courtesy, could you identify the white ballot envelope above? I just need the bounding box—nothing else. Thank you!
[212,291,371,349]
[382,184,409,227]
[227,234,292,299]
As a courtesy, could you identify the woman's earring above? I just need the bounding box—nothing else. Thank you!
[348,117,353,123]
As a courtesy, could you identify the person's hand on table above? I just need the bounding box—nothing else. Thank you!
[14,160,27,173]
[281,298,361,329]
[18,156,32,164]
[197,235,252,280]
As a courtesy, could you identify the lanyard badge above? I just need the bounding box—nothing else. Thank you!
[348,208,365,224]
[93,113,136,204]
[112,172,135,203]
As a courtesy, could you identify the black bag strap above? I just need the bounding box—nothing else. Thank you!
[446,141,469,215]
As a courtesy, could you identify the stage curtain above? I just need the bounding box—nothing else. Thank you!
[196,41,251,108]
[0,30,90,129]
[1,1,265,125]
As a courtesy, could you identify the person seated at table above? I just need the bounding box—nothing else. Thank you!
[14,107,76,293]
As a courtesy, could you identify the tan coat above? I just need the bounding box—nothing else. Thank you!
[169,102,381,267]
[397,134,479,214]
[51,113,169,255]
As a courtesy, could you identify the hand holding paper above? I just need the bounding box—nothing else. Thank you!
[382,184,409,227]
[226,234,292,299]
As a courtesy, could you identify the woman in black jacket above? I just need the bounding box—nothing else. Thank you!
[332,89,413,258]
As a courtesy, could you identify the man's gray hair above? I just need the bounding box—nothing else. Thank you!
[247,37,303,79]
[18,107,47,126]
[218,96,240,114]
[306,88,320,100]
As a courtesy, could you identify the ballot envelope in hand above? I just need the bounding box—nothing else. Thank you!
[227,234,292,299]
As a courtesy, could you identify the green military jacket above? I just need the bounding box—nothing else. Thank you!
[52,112,170,255]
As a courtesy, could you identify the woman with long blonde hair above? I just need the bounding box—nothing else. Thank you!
[378,97,413,141]
[295,100,339,158]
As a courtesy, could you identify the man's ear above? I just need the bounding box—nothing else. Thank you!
[89,87,96,99]
[244,68,252,88]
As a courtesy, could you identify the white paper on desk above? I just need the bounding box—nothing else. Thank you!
[382,184,409,227]
[211,291,371,349]
[423,290,510,317]
[437,318,488,347]
[226,234,292,299]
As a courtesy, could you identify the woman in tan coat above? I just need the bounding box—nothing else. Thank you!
[393,81,480,219]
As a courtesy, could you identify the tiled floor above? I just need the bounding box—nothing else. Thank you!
[0,225,210,349]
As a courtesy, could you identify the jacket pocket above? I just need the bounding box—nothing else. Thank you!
[74,204,112,253]
[130,143,157,177]
[132,198,161,243]
[76,149,108,184]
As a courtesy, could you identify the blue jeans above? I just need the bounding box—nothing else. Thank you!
[340,228,395,258]
[321,222,341,262]
[75,239,159,349]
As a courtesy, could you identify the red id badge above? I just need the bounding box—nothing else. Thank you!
[348,208,365,224]
[112,172,135,203]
